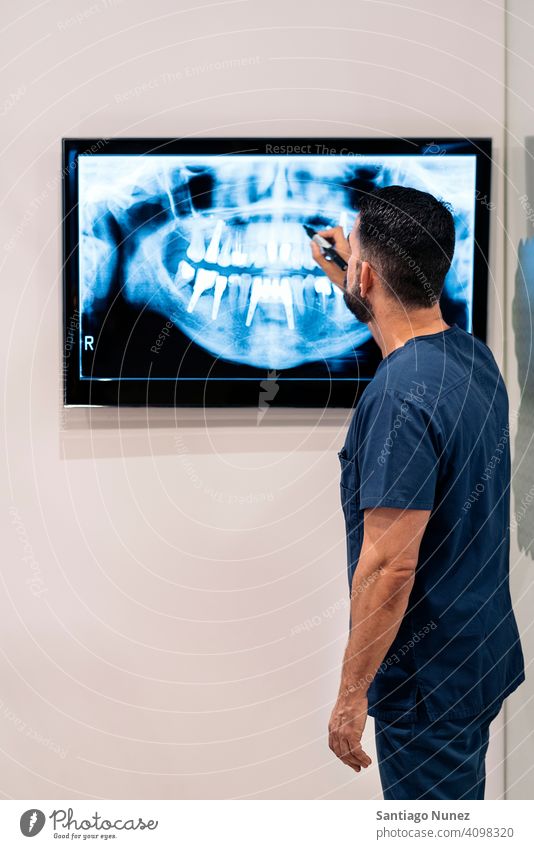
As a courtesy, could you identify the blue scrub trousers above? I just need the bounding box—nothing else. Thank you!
[374,693,503,800]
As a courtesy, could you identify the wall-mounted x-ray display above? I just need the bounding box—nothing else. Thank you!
[63,138,491,407]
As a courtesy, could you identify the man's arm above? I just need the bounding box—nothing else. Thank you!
[328,506,430,772]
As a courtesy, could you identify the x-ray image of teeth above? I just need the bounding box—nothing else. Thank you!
[78,154,476,374]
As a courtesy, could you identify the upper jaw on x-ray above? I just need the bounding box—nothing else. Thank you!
[79,155,474,371]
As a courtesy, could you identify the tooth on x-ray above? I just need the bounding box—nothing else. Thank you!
[205,218,224,263]
[314,278,332,296]
[234,250,247,266]
[246,277,263,327]
[186,227,205,263]
[267,239,278,264]
[280,278,295,329]
[280,242,292,263]
[291,275,306,315]
[177,259,195,282]
[218,233,233,267]
[314,277,332,312]
[291,243,303,270]
[187,268,217,312]
[253,244,266,268]
[211,275,228,320]
[302,248,315,271]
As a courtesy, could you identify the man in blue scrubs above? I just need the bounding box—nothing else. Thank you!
[311,186,525,800]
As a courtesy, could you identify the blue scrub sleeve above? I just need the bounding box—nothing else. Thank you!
[357,387,441,511]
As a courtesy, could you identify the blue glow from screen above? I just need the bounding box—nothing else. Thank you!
[78,154,476,374]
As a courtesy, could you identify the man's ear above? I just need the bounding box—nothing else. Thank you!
[359,260,373,297]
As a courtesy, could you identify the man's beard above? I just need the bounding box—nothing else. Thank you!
[343,268,374,324]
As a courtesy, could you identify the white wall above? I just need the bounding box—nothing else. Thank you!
[1,0,506,799]
[504,0,534,801]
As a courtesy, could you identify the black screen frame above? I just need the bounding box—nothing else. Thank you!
[63,136,491,408]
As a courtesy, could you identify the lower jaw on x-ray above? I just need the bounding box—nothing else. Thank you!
[69,145,480,404]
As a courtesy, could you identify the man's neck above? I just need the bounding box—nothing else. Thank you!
[369,308,451,358]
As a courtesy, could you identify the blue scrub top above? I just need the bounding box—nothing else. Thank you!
[340,325,525,721]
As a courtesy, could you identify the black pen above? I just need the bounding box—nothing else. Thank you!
[302,224,348,272]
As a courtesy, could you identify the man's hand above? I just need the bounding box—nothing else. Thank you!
[309,226,350,290]
[328,694,372,772]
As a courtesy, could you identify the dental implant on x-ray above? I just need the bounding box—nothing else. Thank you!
[78,155,474,371]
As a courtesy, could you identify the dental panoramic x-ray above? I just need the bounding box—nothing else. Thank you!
[63,139,489,406]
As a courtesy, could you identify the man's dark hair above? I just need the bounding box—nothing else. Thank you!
[358,185,456,308]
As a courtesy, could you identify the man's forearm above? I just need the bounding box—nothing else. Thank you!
[328,508,428,771]
[338,554,415,699]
